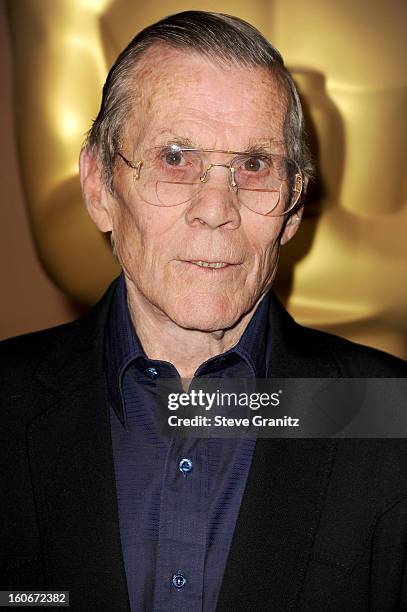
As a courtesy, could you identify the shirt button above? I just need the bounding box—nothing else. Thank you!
[145,367,159,379]
[179,458,193,475]
[172,571,187,590]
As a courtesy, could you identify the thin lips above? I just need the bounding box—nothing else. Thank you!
[182,259,240,265]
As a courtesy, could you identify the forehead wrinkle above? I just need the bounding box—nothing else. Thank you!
[119,48,178,152]
[123,48,288,154]
[130,46,286,113]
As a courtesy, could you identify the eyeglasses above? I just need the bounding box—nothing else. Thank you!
[118,144,303,216]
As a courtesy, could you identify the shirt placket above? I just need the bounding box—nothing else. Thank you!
[153,436,209,612]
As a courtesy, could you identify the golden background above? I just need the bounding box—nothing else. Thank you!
[2,0,407,358]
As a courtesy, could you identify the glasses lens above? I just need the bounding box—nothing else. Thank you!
[234,155,300,216]
[235,154,287,187]
[136,147,204,207]
[155,180,202,206]
[238,186,282,216]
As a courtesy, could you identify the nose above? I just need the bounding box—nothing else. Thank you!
[184,165,241,230]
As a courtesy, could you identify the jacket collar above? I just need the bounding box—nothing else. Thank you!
[33,277,118,396]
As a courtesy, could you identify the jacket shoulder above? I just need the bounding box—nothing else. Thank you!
[0,322,77,398]
[0,277,119,389]
[268,291,407,377]
[298,323,407,376]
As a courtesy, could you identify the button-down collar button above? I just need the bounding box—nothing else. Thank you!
[179,458,193,475]
[172,571,187,590]
[146,366,159,379]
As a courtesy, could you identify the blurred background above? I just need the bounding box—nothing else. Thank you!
[1,0,406,358]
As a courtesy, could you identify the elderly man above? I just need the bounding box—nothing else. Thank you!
[2,11,407,612]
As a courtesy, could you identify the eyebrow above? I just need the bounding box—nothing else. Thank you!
[152,132,201,149]
[247,138,284,151]
[151,132,285,154]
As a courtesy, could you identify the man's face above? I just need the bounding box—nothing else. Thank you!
[89,49,301,332]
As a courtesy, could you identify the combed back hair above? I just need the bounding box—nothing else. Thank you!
[86,10,313,191]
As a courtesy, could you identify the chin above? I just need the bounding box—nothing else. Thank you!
[166,295,243,332]
[175,315,238,333]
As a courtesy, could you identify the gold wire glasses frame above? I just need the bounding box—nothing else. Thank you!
[118,145,303,217]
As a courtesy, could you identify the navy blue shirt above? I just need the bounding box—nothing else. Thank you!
[105,275,272,611]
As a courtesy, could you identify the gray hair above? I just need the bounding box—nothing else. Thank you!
[85,10,313,191]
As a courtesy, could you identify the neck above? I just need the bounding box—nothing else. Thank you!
[124,281,260,379]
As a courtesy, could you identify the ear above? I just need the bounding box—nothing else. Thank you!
[79,147,113,232]
[280,204,304,245]
[280,173,308,245]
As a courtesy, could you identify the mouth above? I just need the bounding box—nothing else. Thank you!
[189,260,230,269]
[179,259,241,272]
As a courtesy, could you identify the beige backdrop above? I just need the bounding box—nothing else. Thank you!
[0,1,81,340]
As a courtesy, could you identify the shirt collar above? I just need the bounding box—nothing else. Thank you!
[105,273,271,427]
[227,290,271,378]
[105,275,144,426]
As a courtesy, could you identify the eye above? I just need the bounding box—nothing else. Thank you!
[164,149,184,166]
[243,156,267,172]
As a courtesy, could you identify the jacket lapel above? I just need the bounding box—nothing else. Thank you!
[217,438,338,611]
[27,279,130,611]
[217,293,341,611]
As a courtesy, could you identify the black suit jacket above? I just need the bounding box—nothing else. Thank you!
[1,278,407,611]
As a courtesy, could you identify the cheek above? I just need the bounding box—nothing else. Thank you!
[111,200,182,274]
[110,201,147,272]
[245,221,284,272]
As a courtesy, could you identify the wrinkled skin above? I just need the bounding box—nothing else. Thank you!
[80,47,303,374]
